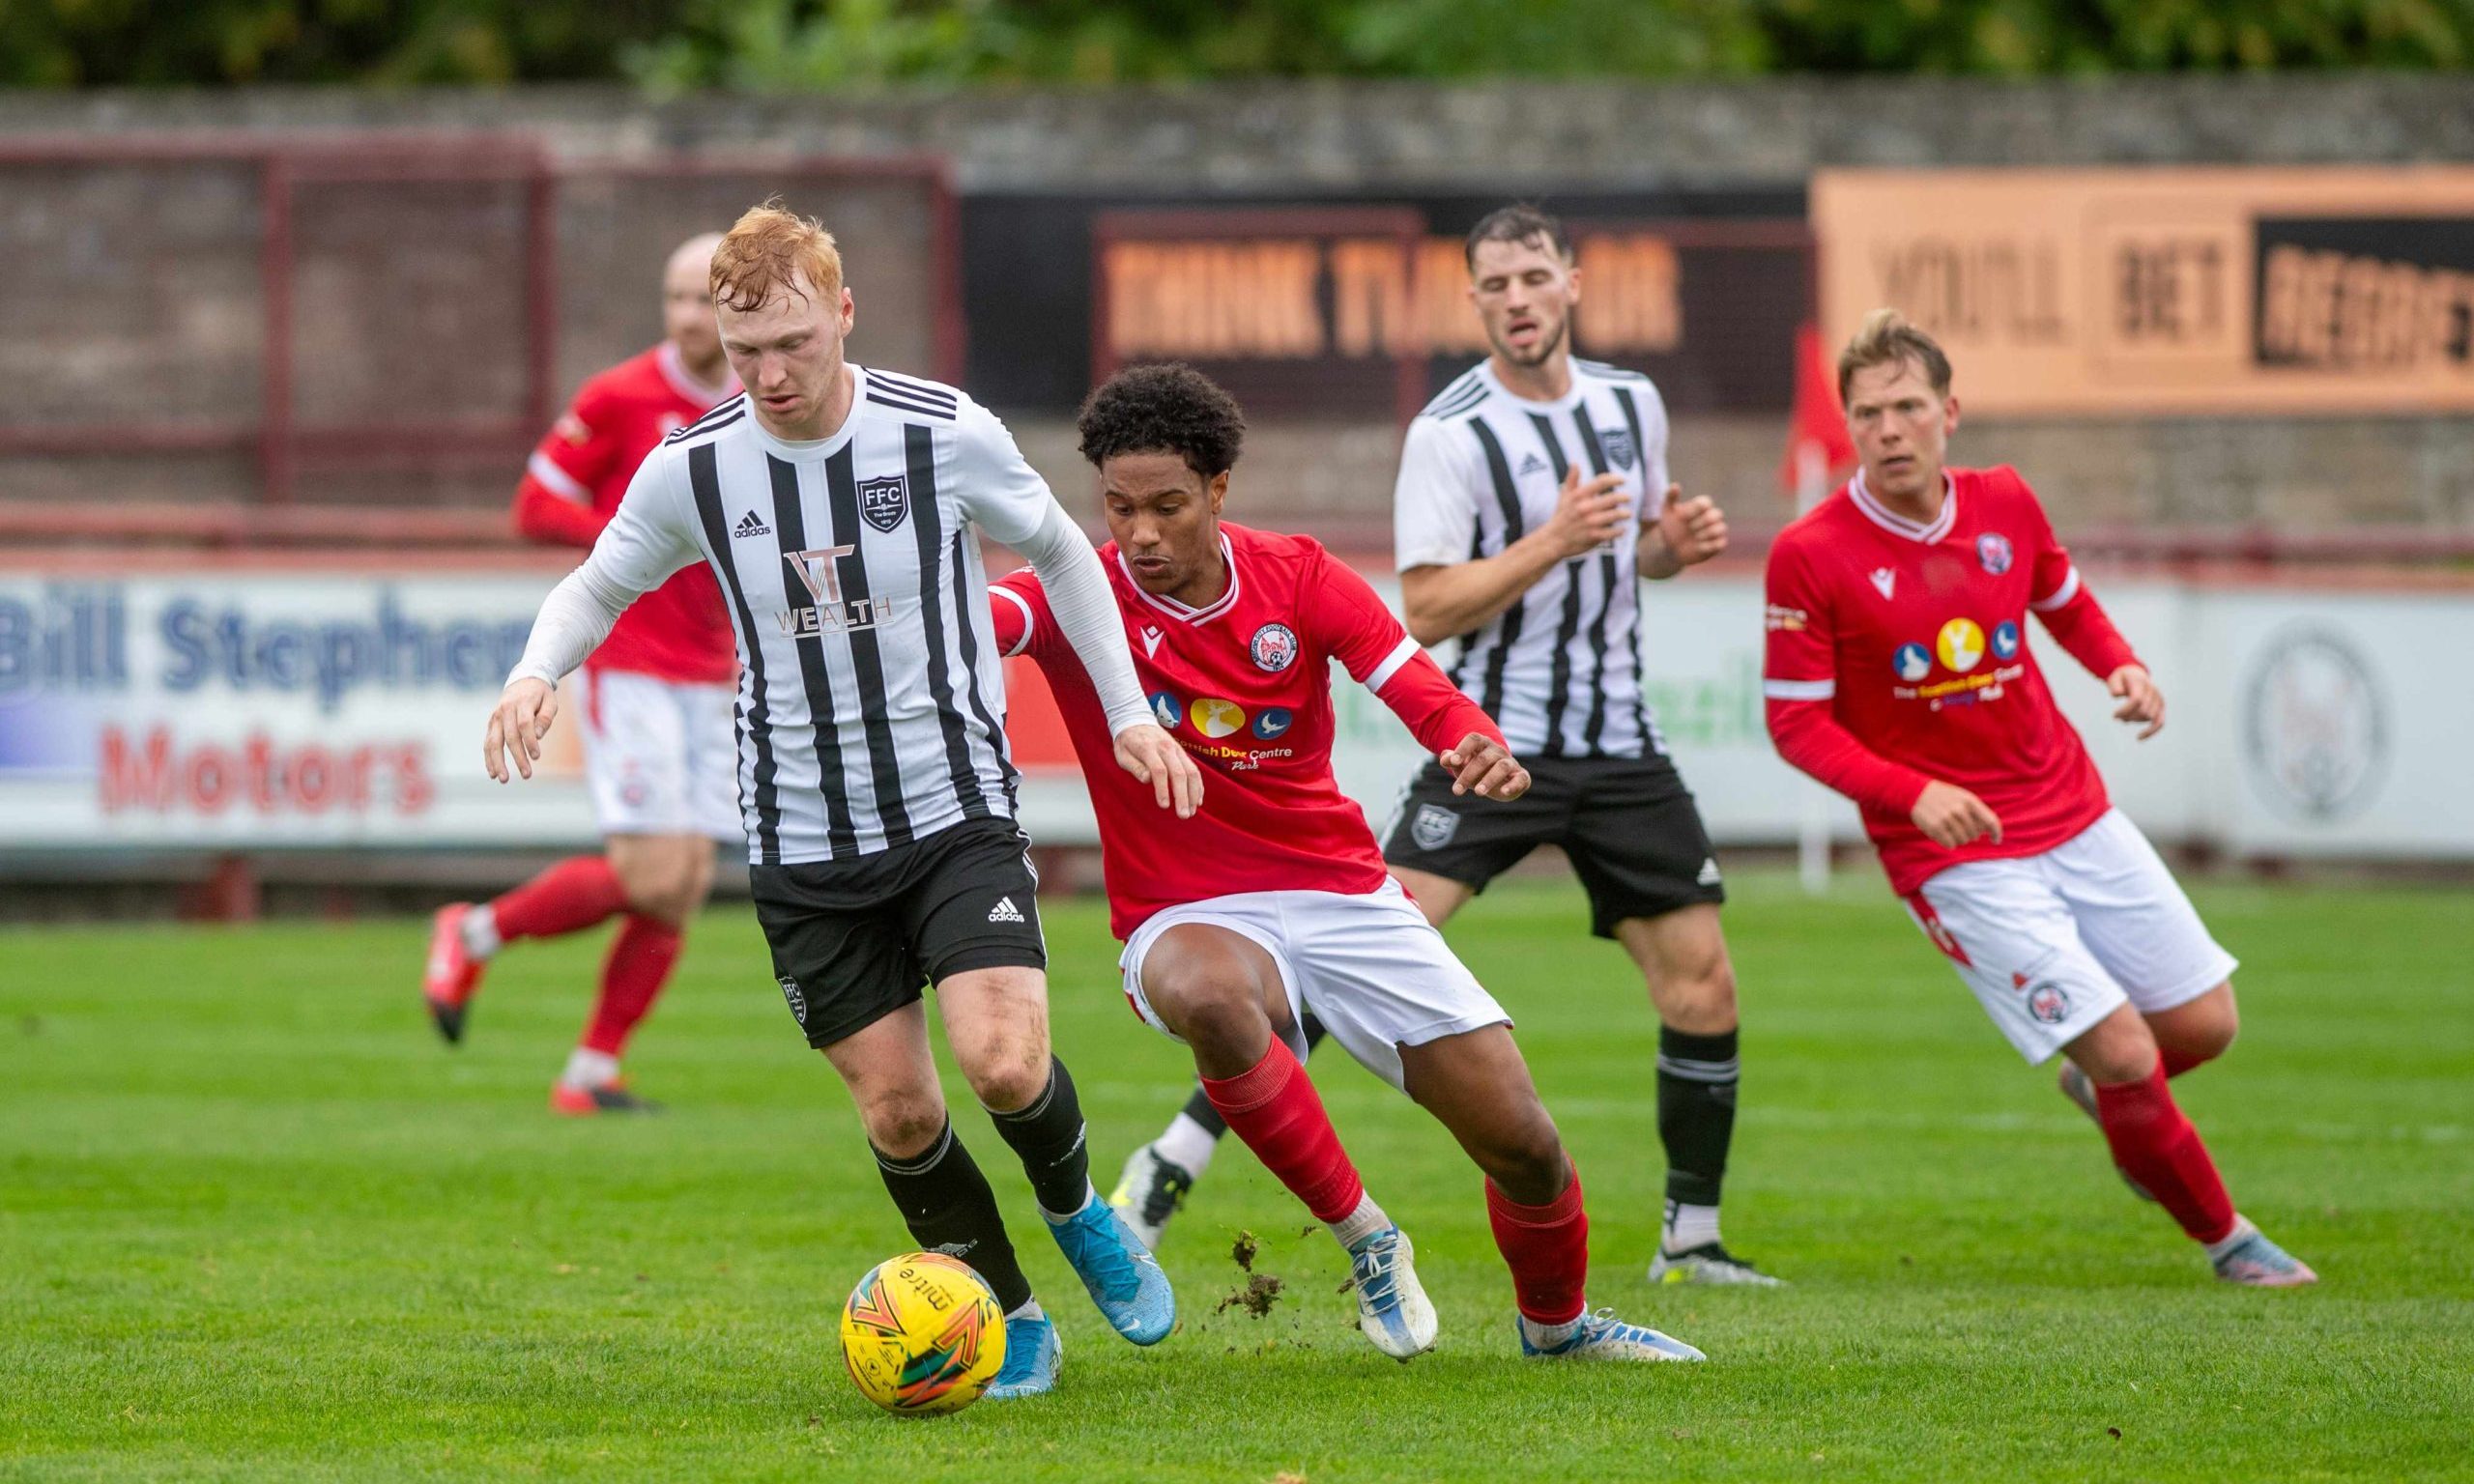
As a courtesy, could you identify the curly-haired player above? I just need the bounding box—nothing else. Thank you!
[991,362,1704,1363]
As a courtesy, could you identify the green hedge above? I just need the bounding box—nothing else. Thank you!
[7,0,2468,88]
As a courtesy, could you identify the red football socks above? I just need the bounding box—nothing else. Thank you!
[1198,1038,1366,1223]
[1485,1167,1590,1327]
[580,915,682,1057]
[2161,1046,2211,1078]
[490,856,627,943]
[2092,1058,2237,1245]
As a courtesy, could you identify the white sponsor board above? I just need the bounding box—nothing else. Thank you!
[3,563,2468,863]
[0,569,594,848]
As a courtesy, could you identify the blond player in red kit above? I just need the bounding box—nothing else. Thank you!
[1761,310,2314,1286]
[422,234,743,1113]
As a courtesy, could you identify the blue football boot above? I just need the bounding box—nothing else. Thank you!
[1047,1190,1177,1345]
[984,1311,1060,1400]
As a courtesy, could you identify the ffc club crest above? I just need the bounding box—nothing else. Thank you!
[1977,532,2014,575]
[1250,622,1300,673]
[1601,426,1638,472]
[859,474,909,534]
[1410,804,1460,850]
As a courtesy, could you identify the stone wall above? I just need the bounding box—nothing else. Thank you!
[5,77,2471,535]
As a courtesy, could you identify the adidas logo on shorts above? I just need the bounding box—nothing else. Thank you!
[988,896,1025,924]
[734,508,772,538]
[1697,858,1723,887]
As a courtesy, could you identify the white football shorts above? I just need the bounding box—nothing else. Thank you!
[1119,877,1511,1094]
[1906,809,2238,1065]
[578,667,743,842]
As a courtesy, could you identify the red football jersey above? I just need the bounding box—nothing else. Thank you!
[1762,465,2143,897]
[516,343,739,684]
[992,523,1503,940]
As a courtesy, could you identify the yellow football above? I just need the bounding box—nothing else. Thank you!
[839,1252,1008,1415]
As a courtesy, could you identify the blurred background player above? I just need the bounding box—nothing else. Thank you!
[421,233,742,1115]
[1112,206,1774,1288]
[998,363,1703,1362]
[1761,309,2315,1287]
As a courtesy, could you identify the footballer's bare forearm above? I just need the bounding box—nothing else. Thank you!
[1400,532,1570,646]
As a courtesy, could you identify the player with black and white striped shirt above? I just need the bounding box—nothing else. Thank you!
[485,203,1199,1399]
[1111,207,1778,1289]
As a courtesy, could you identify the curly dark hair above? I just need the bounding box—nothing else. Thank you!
[1076,362,1247,477]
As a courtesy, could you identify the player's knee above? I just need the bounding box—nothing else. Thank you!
[1657,956,1738,1035]
[2071,1009,2161,1086]
[860,1091,950,1159]
[2182,985,2240,1060]
[1165,983,1270,1058]
[1484,1118,1570,1206]
[956,1036,1050,1114]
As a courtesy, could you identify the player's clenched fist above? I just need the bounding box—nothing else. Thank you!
[484,677,560,783]
[1113,722,1204,818]
[1544,463,1631,558]
[1440,733,1531,801]
[1911,779,2002,849]
[1654,486,1728,567]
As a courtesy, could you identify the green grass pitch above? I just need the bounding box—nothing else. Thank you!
[4,872,2469,1482]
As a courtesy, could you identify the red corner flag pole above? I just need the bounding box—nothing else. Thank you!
[1780,322,1856,895]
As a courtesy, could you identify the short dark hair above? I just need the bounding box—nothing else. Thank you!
[1464,204,1571,271]
[1076,362,1247,477]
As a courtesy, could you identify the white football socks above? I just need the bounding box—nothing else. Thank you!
[1662,1199,1722,1255]
[460,903,503,960]
[1520,1311,1586,1352]
[561,1047,619,1090]
[1005,1298,1046,1322]
[1153,1112,1221,1178]
[1328,1192,1391,1251]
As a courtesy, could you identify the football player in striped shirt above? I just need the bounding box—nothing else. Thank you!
[485,202,1205,1395]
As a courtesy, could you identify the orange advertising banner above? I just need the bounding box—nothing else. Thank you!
[1811,168,2474,415]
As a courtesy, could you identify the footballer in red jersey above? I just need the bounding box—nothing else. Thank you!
[991,363,1705,1361]
[422,233,744,1115]
[1761,310,2314,1286]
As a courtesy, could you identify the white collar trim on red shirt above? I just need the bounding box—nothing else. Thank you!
[1848,466,1958,544]
[658,341,739,407]
[1120,533,1242,625]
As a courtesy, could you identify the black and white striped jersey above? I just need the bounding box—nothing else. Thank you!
[1393,358,1675,759]
[531,366,1108,866]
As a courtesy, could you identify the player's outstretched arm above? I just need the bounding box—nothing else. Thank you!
[1003,500,1202,818]
[1638,483,1728,580]
[490,454,698,783]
